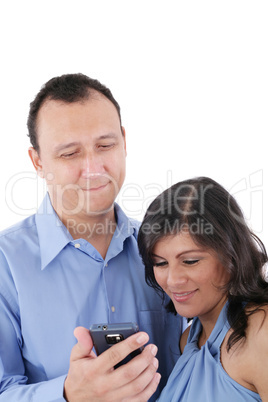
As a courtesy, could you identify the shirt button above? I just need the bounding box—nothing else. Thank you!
[105,263,108,267]
[74,243,81,248]
[111,306,115,312]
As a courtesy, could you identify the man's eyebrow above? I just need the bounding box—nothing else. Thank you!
[98,133,118,140]
[53,134,118,153]
[53,142,80,153]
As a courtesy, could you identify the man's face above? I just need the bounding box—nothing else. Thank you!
[29,93,126,220]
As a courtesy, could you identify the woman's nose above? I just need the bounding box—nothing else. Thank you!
[166,266,188,288]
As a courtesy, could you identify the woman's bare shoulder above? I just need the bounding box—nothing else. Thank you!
[220,304,268,398]
[245,304,268,399]
[246,304,268,338]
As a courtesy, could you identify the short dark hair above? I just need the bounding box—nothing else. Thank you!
[138,176,268,350]
[27,73,122,152]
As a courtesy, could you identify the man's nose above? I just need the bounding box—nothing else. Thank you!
[81,155,103,178]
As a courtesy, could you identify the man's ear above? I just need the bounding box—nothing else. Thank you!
[121,126,127,156]
[28,147,44,178]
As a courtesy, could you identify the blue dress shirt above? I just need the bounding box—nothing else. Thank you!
[0,194,184,401]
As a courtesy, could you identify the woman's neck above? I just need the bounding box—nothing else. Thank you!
[198,296,227,348]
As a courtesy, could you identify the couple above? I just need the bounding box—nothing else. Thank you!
[0,73,267,401]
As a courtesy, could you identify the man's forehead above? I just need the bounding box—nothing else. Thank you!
[37,96,120,133]
[40,91,111,112]
[37,95,119,131]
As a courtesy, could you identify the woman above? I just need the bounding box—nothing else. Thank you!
[138,177,268,401]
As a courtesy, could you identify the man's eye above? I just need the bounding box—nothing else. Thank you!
[183,259,199,265]
[98,144,115,150]
[153,261,168,268]
[61,152,77,158]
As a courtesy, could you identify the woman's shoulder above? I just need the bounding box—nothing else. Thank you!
[228,304,268,361]
[246,304,268,347]
[244,304,268,398]
[220,304,268,398]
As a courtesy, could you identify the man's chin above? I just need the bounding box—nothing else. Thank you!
[82,201,115,217]
[55,196,114,216]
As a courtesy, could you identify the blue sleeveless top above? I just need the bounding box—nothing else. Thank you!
[158,304,261,401]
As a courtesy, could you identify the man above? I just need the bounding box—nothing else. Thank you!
[0,74,184,401]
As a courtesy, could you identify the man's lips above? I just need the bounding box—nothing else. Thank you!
[81,182,110,191]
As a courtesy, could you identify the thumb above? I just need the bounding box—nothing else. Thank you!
[70,326,96,362]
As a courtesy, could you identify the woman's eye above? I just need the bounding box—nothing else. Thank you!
[183,259,199,265]
[153,261,168,268]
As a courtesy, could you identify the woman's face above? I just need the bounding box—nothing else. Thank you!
[152,231,230,322]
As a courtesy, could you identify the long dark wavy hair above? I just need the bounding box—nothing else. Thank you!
[138,177,268,350]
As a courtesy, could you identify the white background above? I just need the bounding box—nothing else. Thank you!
[0,1,267,246]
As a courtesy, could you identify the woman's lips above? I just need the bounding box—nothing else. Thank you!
[172,290,197,303]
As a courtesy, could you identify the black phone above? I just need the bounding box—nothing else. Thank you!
[89,322,143,367]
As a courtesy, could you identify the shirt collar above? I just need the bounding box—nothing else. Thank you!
[35,194,140,270]
[114,203,139,239]
[35,193,73,270]
[104,204,140,263]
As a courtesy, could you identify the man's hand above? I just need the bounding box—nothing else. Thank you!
[64,326,161,402]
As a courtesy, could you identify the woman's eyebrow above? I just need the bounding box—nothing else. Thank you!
[152,249,206,260]
[151,253,164,259]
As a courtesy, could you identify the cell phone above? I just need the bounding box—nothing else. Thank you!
[89,322,143,368]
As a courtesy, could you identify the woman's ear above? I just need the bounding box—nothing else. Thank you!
[28,147,44,178]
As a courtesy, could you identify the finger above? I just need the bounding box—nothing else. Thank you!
[127,373,162,402]
[109,343,158,389]
[110,357,160,402]
[70,326,95,362]
[94,331,150,372]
